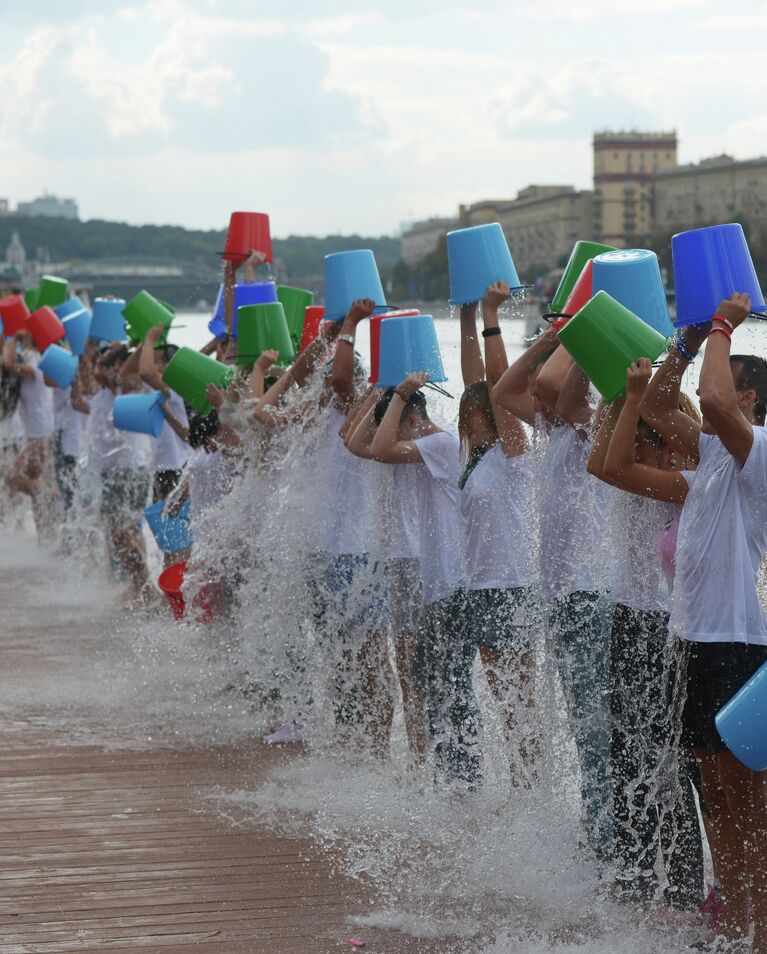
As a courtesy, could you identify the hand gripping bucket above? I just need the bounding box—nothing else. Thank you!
[447,223,523,306]
[62,309,92,357]
[54,297,87,321]
[219,211,273,263]
[122,290,174,344]
[592,249,673,336]
[236,302,295,367]
[277,285,314,349]
[557,290,671,403]
[157,560,215,624]
[672,223,767,327]
[0,294,30,337]
[323,250,387,321]
[299,306,326,353]
[550,241,616,314]
[163,347,234,415]
[38,344,79,390]
[36,275,69,309]
[90,298,128,342]
[715,660,767,771]
[208,282,278,338]
[28,307,66,352]
[377,314,447,387]
[113,391,166,438]
[144,500,192,555]
[369,309,421,384]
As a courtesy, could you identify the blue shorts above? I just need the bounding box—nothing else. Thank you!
[322,553,389,635]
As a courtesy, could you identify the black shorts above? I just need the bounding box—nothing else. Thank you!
[683,641,767,753]
[153,469,183,503]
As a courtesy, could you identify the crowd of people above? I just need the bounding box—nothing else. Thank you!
[2,248,767,952]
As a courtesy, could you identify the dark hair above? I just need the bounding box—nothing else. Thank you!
[188,411,219,448]
[373,387,428,426]
[158,343,179,364]
[458,380,497,463]
[731,354,767,425]
[99,344,130,370]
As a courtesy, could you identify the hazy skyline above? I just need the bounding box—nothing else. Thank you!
[1,0,766,236]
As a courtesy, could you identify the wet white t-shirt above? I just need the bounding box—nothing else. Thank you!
[90,388,150,472]
[60,396,87,459]
[19,366,54,440]
[414,430,466,604]
[461,443,537,591]
[672,428,767,645]
[154,390,191,472]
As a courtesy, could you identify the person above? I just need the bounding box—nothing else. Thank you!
[370,371,476,786]
[457,284,542,786]
[638,294,767,951]
[588,378,705,910]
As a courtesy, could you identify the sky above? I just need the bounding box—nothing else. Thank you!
[0,0,766,237]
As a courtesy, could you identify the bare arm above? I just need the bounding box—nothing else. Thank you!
[492,328,558,426]
[248,350,280,402]
[119,346,143,393]
[162,403,189,443]
[345,390,379,459]
[199,337,219,356]
[460,300,484,387]
[3,337,35,379]
[556,361,593,432]
[331,299,374,410]
[536,343,574,412]
[587,400,621,482]
[139,325,168,393]
[370,373,427,464]
[698,293,753,466]
[481,282,510,388]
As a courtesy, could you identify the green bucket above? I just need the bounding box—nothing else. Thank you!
[24,288,39,311]
[550,241,616,315]
[37,275,69,308]
[122,290,174,344]
[163,347,234,415]
[556,290,671,403]
[276,285,314,351]
[236,302,295,368]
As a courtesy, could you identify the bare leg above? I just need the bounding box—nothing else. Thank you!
[394,633,427,761]
[357,632,395,761]
[480,645,539,787]
[111,523,149,597]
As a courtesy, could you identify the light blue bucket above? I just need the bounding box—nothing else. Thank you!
[447,223,523,305]
[208,282,278,338]
[715,660,767,771]
[39,344,79,389]
[143,499,192,554]
[113,391,166,437]
[62,308,92,357]
[323,250,387,321]
[90,298,128,341]
[592,249,673,337]
[377,314,447,387]
[54,297,88,321]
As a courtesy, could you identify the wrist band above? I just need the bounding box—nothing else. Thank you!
[713,314,735,332]
[709,327,732,344]
[482,327,502,338]
[675,336,697,362]
[394,387,409,401]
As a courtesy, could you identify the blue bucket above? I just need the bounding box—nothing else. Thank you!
[143,499,192,554]
[323,250,387,322]
[715,660,767,771]
[377,314,447,387]
[90,298,128,341]
[592,249,673,337]
[62,308,92,357]
[54,297,88,321]
[113,391,166,438]
[39,344,79,390]
[207,282,278,338]
[672,223,767,327]
[447,223,523,306]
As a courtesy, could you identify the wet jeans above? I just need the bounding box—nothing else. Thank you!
[549,591,613,860]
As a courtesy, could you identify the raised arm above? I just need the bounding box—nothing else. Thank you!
[370,373,427,464]
[535,342,574,412]
[460,300,484,387]
[640,325,705,462]
[605,359,689,503]
[331,298,375,410]
[587,400,620,482]
[248,350,280,402]
[492,327,558,425]
[119,345,143,393]
[139,325,169,393]
[698,293,753,466]
[482,281,510,388]
[3,336,35,379]
[556,361,592,433]
[346,391,380,459]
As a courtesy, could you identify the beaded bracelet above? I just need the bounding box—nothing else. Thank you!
[675,336,697,362]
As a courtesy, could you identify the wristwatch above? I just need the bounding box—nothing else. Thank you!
[338,334,355,346]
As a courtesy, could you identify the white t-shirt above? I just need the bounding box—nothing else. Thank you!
[608,492,677,614]
[154,390,191,472]
[414,430,466,604]
[19,366,54,440]
[461,443,537,591]
[383,463,420,561]
[672,428,767,645]
[60,396,87,459]
[89,388,150,472]
[538,425,611,601]
[52,387,69,433]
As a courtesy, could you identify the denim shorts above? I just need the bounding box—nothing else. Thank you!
[322,553,389,635]
[465,586,542,652]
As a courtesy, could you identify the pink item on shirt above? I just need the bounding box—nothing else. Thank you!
[656,513,679,590]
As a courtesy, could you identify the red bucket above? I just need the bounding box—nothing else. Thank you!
[28,306,66,352]
[0,294,31,337]
[219,212,273,264]
[561,260,594,319]
[299,305,326,353]
[369,309,420,384]
[158,561,216,624]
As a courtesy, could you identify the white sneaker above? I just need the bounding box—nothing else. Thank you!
[262,723,303,745]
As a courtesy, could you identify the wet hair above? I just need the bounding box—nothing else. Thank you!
[373,387,428,426]
[158,342,179,365]
[188,411,219,448]
[731,354,767,425]
[99,344,130,370]
[458,381,497,463]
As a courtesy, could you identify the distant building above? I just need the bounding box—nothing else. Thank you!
[17,193,79,220]
[654,154,767,233]
[400,216,458,266]
[6,231,26,270]
[593,130,678,246]
[0,199,9,216]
